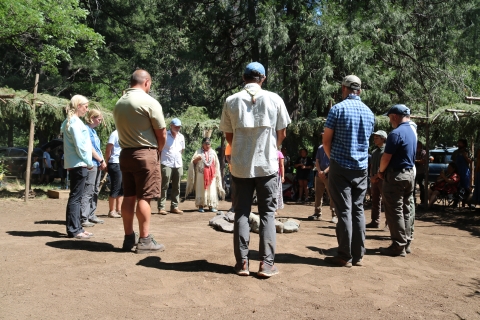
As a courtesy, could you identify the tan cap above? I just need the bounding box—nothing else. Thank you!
[342,75,361,90]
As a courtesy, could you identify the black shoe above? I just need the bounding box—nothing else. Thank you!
[379,245,406,257]
[365,222,379,228]
[122,232,139,251]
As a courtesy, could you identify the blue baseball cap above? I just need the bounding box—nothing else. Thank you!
[384,104,410,116]
[171,118,182,126]
[244,62,265,76]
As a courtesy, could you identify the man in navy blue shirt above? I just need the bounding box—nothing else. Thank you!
[372,104,416,257]
[323,75,375,267]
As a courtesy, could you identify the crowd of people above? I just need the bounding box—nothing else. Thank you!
[57,63,477,278]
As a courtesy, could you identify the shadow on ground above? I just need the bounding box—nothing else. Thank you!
[7,230,64,238]
[34,220,65,225]
[45,240,124,252]
[418,207,480,237]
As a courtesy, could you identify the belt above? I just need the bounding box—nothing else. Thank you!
[124,146,156,150]
[390,167,413,173]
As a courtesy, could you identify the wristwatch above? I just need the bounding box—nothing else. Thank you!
[100,159,104,164]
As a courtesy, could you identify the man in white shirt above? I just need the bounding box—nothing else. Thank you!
[158,118,185,214]
[220,62,291,278]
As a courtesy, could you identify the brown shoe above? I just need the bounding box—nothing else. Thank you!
[158,209,168,215]
[324,256,352,268]
[170,208,184,214]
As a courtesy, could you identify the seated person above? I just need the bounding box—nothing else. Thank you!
[428,162,460,208]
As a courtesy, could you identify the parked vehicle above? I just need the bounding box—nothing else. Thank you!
[428,146,457,182]
[0,147,43,179]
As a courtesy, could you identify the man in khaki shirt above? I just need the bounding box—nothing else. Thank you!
[114,69,167,254]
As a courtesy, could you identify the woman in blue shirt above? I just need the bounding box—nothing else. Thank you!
[61,95,94,239]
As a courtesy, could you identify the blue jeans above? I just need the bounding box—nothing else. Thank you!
[66,167,87,237]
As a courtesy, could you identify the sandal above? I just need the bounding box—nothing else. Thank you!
[74,232,91,240]
[83,231,94,237]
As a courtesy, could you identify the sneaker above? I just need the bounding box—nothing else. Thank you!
[296,199,302,204]
[324,256,352,268]
[331,216,338,224]
[157,209,168,215]
[135,234,165,254]
[108,211,121,218]
[81,220,95,227]
[209,207,218,213]
[90,217,104,224]
[122,232,139,251]
[353,258,364,267]
[405,240,412,254]
[379,245,406,257]
[198,207,205,213]
[233,260,250,276]
[170,208,184,214]
[365,222,379,228]
[308,213,321,221]
[257,261,279,278]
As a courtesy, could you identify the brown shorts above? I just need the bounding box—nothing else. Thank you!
[119,147,161,199]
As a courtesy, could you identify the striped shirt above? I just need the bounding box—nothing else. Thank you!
[325,95,374,170]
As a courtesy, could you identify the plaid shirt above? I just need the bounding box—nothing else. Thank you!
[325,95,374,170]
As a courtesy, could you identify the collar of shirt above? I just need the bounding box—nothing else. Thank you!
[345,94,361,101]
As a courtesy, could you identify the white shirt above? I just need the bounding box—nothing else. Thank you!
[219,83,291,178]
[161,130,185,168]
[43,151,52,168]
[107,130,121,164]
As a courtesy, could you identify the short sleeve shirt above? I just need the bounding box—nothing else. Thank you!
[370,145,385,176]
[384,122,416,170]
[161,131,185,168]
[88,126,102,167]
[219,83,291,178]
[113,88,166,148]
[107,130,121,164]
[315,145,330,171]
[43,151,52,168]
[324,95,374,170]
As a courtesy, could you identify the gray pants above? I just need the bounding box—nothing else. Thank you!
[232,174,277,266]
[158,165,183,210]
[382,170,415,247]
[328,160,367,262]
[80,166,101,222]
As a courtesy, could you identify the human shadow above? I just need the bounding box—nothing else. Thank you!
[136,256,232,274]
[45,240,124,252]
[34,220,65,226]
[7,230,65,238]
[306,246,337,256]
[317,232,336,238]
[365,234,391,241]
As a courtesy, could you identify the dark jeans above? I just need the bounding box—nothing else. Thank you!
[66,167,87,237]
[328,160,367,263]
[415,173,425,204]
[232,174,278,266]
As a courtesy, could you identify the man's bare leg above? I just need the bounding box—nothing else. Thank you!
[122,196,136,235]
[116,196,124,213]
[136,198,152,238]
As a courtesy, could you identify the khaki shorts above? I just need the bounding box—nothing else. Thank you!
[120,147,161,199]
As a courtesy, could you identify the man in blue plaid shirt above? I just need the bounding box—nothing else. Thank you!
[322,75,375,267]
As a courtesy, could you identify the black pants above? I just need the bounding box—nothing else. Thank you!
[66,167,87,237]
[415,173,425,204]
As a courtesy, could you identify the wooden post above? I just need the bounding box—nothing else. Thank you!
[25,73,39,201]
[424,100,430,206]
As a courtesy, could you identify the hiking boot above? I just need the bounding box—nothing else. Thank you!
[405,240,412,254]
[257,261,279,278]
[233,260,250,276]
[135,234,165,254]
[122,232,139,251]
[308,213,321,221]
[81,220,95,227]
[324,256,352,268]
[90,217,104,224]
[170,207,184,214]
[108,211,121,218]
[379,245,406,257]
[157,209,168,215]
[365,222,379,228]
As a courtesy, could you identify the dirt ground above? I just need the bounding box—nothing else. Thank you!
[0,194,479,319]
